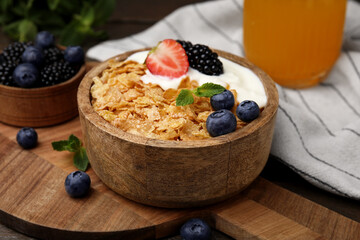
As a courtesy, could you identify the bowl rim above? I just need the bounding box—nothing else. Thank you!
[78,48,279,149]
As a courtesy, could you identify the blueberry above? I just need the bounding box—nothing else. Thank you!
[236,100,260,122]
[64,46,84,65]
[13,63,39,88]
[65,171,91,198]
[180,218,211,240]
[206,109,237,137]
[35,31,55,49]
[210,89,235,110]
[21,46,44,67]
[16,127,38,149]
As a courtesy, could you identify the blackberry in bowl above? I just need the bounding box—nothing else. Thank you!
[0,32,86,127]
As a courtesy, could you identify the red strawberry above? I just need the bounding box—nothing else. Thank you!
[145,39,189,78]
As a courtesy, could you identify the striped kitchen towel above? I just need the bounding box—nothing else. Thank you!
[87,0,360,199]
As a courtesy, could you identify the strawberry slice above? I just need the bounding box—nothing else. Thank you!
[145,39,189,78]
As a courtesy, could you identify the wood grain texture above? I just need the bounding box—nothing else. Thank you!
[77,49,279,208]
[212,198,326,240]
[243,180,360,240]
[0,64,86,127]
[0,120,360,239]
[0,224,36,240]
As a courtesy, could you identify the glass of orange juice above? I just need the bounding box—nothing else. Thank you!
[243,0,347,88]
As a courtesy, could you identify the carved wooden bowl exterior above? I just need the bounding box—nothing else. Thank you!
[78,49,279,208]
[0,64,86,127]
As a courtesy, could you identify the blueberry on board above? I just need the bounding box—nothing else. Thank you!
[180,218,211,240]
[236,100,260,122]
[16,127,38,149]
[21,46,44,67]
[65,171,91,198]
[13,63,39,88]
[35,31,55,49]
[64,46,84,65]
[206,109,237,137]
[210,89,235,110]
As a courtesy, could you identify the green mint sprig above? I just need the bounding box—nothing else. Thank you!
[176,83,226,106]
[52,134,89,171]
[0,0,116,45]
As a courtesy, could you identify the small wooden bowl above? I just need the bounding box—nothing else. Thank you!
[78,49,279,208]
[0,64,86,127]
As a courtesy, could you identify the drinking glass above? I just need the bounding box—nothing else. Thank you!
[243,0,347,88]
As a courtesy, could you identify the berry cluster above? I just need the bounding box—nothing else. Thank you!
[177,40,223,76]
[43,47,63,65]
[38,61,78,87]
[0,60,17,86]
[2,42,32,64]
[207,89,260,137]
[0,31,84,88]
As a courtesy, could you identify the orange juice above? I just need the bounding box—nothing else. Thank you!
[243,0,347,88]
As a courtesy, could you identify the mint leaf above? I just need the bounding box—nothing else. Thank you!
[26,0,35,10]
[0,0,12,12]
[47,0,60,11]
[52,134,89,171]
[18,19,37,42]
[59,20,85,45]
[176,89,194,106]
[52,134,81,152]
[79,2,95,27]
[93,0,116,27]
[175,82,227,106]
[193,83,226,97]
[68,134,81,152]
[52,140,73,152]
[74,147,89,171]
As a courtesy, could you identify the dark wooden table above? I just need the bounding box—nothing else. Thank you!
[1,0,359,239]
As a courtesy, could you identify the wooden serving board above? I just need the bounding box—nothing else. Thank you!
[0,118,359,240]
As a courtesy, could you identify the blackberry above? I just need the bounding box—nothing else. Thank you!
[39,61,78,87]
[0,60,17,86]
[2,41,32,64]
[177,40,193,50]
[43,47,64,65]
[177,40,224,76]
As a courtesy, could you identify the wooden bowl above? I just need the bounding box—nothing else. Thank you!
[0,64,86,127]
[78,49,279,208]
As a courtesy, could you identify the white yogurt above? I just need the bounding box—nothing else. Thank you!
[126,51,267,108]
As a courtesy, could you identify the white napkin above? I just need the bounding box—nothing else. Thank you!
[87,0,360,199]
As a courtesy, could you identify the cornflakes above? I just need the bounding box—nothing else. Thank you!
[91,60,245,141]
